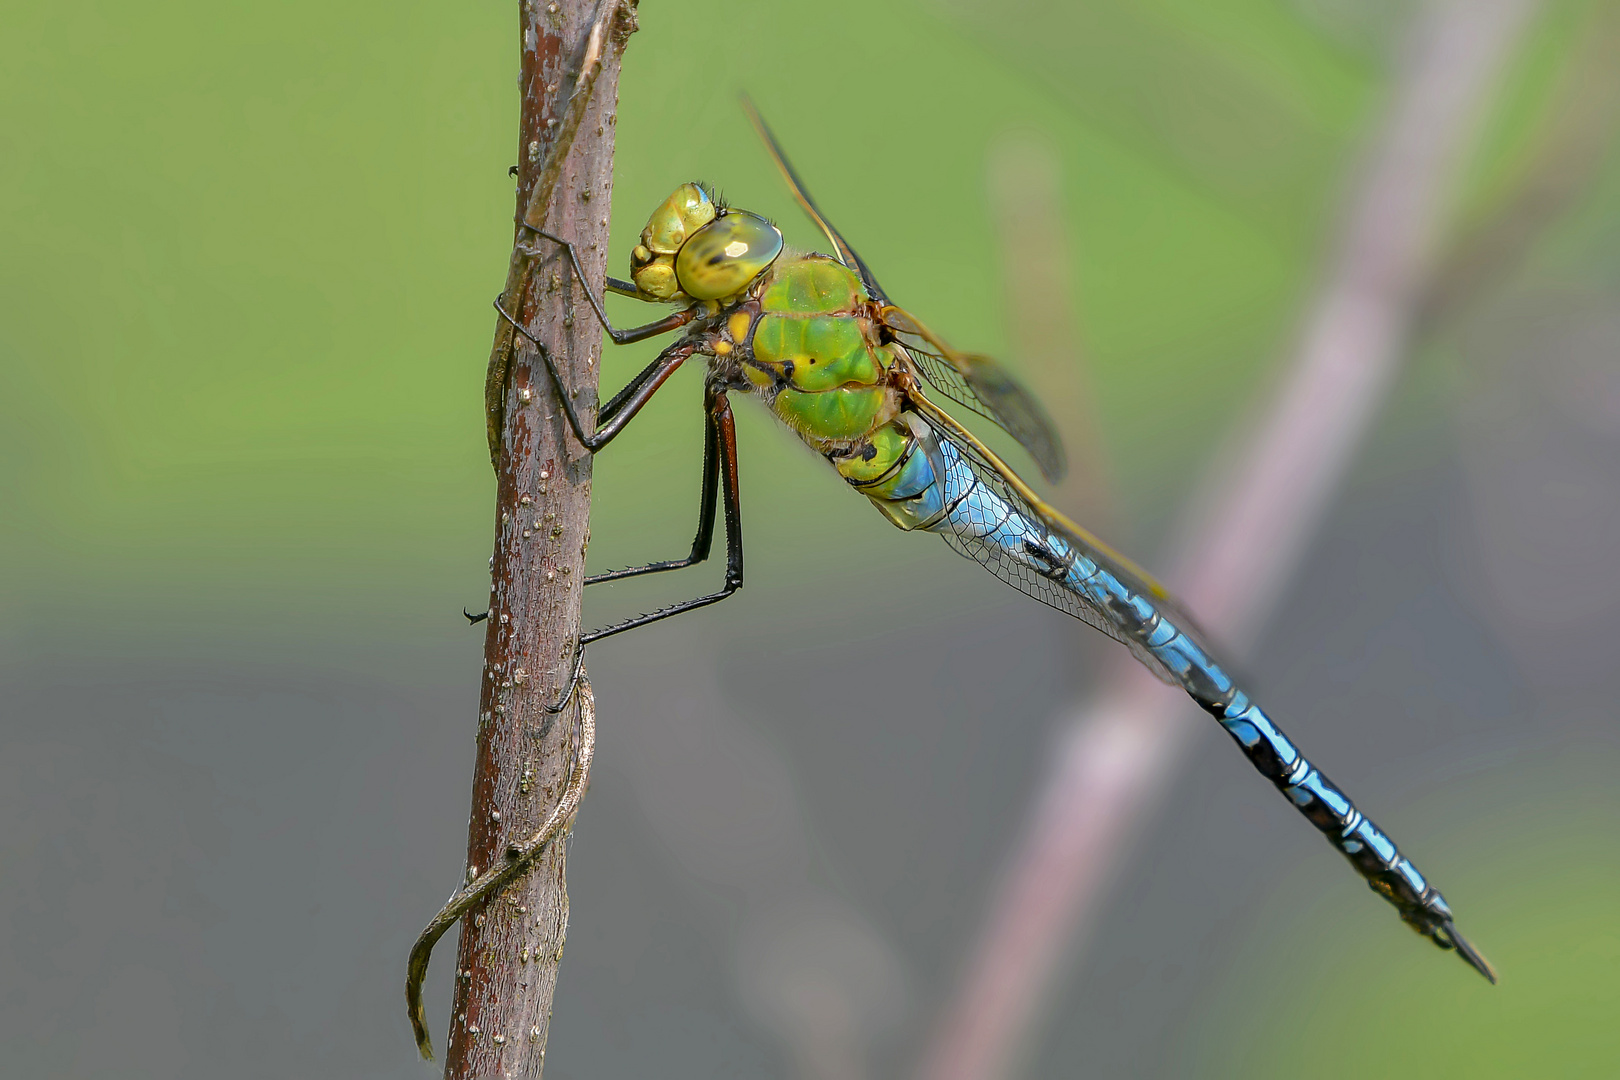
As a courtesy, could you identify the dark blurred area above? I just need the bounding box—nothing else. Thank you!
[2,1,1617,1077]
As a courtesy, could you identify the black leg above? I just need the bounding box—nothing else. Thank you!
[517,226,694,344]
[496,299,696,452]
[487,232,691,462]
[542,386,745,713]
[601,345,687,425]
[586,385,743,642]
[586,396,721,586]
[468,385,707,629]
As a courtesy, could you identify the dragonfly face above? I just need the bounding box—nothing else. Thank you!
[629,182,784,301]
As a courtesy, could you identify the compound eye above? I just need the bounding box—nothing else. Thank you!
[641,183,715,256]
[675,211,784,301]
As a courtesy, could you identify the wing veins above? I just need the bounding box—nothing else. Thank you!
[743,98,1066,481]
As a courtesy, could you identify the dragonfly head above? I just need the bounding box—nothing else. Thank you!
[631,183,783,302]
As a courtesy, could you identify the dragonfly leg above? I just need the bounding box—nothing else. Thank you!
[495,299,697,452]
[515,225,693,344]
[586,395,720,586]
[584,385,744,637]
[469,307,703,626]
[542,385,744,713]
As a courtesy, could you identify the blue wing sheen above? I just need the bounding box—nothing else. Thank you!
[883,416,1493,977]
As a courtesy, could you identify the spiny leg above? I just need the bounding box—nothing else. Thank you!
[587,395,721,586]
[487,231,693,458]
[599,337,694,425]
[495,299,696,452]
[541,385,745,713]
[492,228,696,456]
[466,304,704,624]
[582,386,745,641]
[516,224,691,344]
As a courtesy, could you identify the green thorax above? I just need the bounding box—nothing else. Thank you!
[740,255,900,443]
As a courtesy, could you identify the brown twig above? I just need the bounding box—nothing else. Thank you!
[404,0,635,1072]
[484,0,639,467]
[915,3,1539,1078]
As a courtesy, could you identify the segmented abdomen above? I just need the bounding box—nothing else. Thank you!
[835,415,1466,949]
[744,256,898,441]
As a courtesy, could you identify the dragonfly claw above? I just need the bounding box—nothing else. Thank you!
[541,643,588,714]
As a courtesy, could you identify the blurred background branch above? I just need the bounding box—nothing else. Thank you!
[1420,1,1620,326]
[986,133,1117,530]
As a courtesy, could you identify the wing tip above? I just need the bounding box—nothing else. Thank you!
[1035,443,1068,484]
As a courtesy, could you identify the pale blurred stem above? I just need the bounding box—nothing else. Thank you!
[987,134,1116,529]
[1420,0,1620,327]
[401,0,636,1075]
[915,3,1539,1079]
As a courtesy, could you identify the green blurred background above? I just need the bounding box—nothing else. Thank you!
[3,1,1618,1077]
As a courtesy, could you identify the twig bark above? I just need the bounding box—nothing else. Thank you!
[404,0,636,1073]
[407,680,597,1064]
[914,3,1537,1078]
[484,0,637,467]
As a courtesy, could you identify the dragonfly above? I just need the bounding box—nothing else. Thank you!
[505,104,1496,984]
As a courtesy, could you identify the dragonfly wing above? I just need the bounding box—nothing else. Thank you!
[905,386,1208,682]
[742,96,893,303]
[938,432,1177,682]
[886,313,1067,483]
[743,101,1068,482]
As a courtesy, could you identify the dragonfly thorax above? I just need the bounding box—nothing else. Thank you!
[630,182,784,302]
[736,255,903,446]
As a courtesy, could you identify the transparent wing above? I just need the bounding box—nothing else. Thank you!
[905,387,1214,683]
[743,97,1067,482]
[742,95,890,301]
[933,421,1180,681]
[884,311,1067,482]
